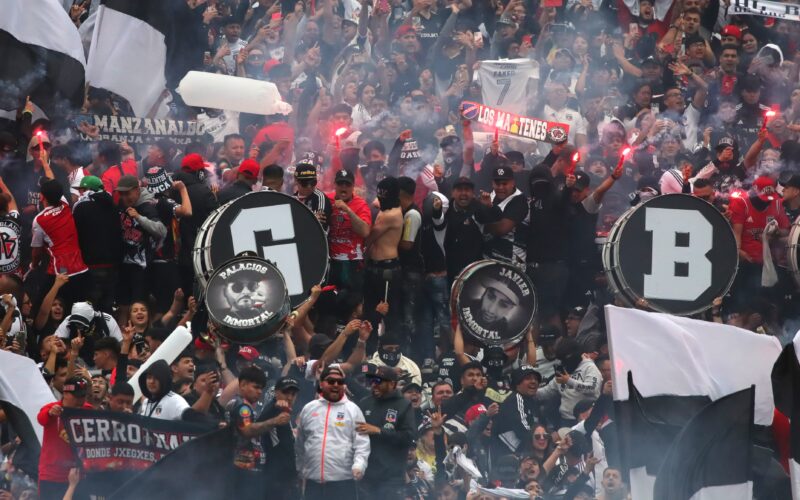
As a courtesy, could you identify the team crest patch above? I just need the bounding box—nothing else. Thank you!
[385,409,397,423]
[336,412,345,420]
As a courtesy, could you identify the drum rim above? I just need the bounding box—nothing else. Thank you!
[603,207,637,307]
[788,216,800,289]
[610,194,739,316]
[192,200,234,287]
[204,255,291,342]
[451,258,537,346]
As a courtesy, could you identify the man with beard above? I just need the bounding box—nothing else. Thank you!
[296,365,371,500]
[433,177,501,282]
[357,365,416,500]
[363,177,403,347]
[220,271,270,321]
[696,136,746,194]
[461,275,519,337]
[293,160,332,231]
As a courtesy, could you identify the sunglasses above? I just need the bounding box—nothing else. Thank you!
[32,144,51,152]
[534,434,548,440]
[298,179,316,187]
[366,377,386,385]
[229,280,259,293]
[324,378,345,385]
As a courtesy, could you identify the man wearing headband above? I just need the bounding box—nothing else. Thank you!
[476,275,519,328]
[296,365,371,500]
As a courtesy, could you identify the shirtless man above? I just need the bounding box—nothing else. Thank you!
[364,176,404,349]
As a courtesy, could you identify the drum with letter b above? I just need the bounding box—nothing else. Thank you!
[602,194,738,315]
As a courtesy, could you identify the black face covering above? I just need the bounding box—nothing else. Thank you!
[377,177,400,210]
[443,153,462,178]
[379,348,401,366]
[750,195,769,211]
[562,353,582,373]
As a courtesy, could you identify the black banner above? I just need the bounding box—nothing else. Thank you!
[73,114,207,145]
[62,408,214,496]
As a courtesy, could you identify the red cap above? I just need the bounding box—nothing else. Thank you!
[721,24,742,39]
[181,153,205,172]
[238,159,260,180]
[238,346,260,361]
[465,404,487,426]
[754,176,776,201]
[395,24,416,39]
[263,58,281,75]
[194,338,215,351]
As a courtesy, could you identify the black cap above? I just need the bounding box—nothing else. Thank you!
[782,174,800,189]
[63,377,89,397]
[641,55,659,67]
[294,162,317,180]
[573,171,591,190]
[539,324,561,344]
[493,166,514,180]
[684,33,705,47]
[511,365,542,386]
[275,376,300,392]
[335,169,355,185]
[567,306,586,319]
[402,382,422,393]
[364,364,399,381]
[573,399,595,419]
[715,136,738,151]
[453,176,475,188]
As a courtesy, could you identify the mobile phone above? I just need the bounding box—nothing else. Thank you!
[554,363,565,375]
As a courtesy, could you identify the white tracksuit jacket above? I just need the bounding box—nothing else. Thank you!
[295,395,371,483]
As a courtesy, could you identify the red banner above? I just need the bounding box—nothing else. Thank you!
[461,101,570,144]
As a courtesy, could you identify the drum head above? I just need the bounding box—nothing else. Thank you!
[195,191,329,307]
[452,259,537,347]
[612,194,738,315]
[205,256,290,344]
[193,202,231,286]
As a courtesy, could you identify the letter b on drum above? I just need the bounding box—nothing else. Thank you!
[643,208,712,301]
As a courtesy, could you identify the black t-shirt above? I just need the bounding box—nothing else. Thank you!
[411,10,446,52]
[484,194,528,266]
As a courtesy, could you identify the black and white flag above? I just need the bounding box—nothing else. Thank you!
[606,305,782,499]
[772,329,800,499]
[0,351,57,480]
[0,0,86,115]
[653,386,755,500]
[86,0,200,117]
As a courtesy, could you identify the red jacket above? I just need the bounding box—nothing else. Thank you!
[37,401,92,482]
[101,159,139,203]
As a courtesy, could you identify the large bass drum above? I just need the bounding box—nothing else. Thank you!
[204,255,291,344]
[450,259,537,347]
[789,215,800,290]
[193,191,329,308]
[602,194,738,316]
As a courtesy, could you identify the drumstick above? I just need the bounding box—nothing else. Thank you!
[384,281,389,302]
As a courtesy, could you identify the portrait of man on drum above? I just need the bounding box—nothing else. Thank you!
[207,262,280,328]
[461,274,522,339]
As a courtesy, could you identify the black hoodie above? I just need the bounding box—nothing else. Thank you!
[526,165,569,264]
[137,360,189,420]
[172,170,218,265]
[73,191,123,266]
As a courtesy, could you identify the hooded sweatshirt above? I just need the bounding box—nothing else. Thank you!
[537,358,602,420]
[73,190,123,267]
[138,360,189,420]
[120,190,167,268]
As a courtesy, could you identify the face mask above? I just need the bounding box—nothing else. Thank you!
[366,160,384,170]
[379,348,401,366]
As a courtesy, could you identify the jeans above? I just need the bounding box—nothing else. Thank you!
[304,479,358,500]
[401,270,423,350]
[363,260,402,351]
[416,274,450,362]
[87,266,118,314]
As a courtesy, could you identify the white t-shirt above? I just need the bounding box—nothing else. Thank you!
[139,392,189,421]
[196,110,240,144]
[543,105,587,145]
[477,59,539,111]
[402,209,422,244]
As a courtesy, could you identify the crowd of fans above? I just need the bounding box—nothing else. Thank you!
[1,0,800,498]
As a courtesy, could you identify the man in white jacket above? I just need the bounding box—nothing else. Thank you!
[296,365,371,500]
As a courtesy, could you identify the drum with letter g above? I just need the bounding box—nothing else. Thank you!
[602,194,738,315]
[193,191,328,308]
